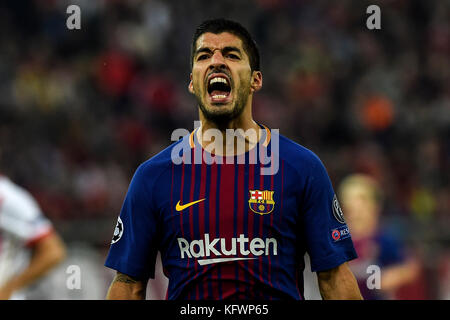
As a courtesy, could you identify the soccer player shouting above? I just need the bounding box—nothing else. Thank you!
[105,19,362,300]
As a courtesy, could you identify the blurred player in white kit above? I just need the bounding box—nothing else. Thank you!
[0,174,66,299]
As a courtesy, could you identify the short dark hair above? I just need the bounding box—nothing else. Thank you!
[191,18,260,71]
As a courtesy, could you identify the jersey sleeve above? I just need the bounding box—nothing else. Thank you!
[0,181,53,245]
[104,163,160,280]
[300,155,357,272]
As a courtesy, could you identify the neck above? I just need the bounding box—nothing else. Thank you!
[197,105,261,156]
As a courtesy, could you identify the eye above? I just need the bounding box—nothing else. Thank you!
[226,53,240,59]
[197,54,209,61]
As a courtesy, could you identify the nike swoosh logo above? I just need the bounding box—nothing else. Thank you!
[176,198,206,212]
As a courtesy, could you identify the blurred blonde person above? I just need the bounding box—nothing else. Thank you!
[0,174,66,299]
[339,174,419,299]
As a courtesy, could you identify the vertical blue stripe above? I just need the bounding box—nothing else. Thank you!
[233,159,239,295]
[193,163,202,299]
[262,165,270,300]
[215,163,222,299]
[243,158,250,299]
[204,163,213,299]
[271,162,281,296]
[253,153,261,299]
[183,160,193,299]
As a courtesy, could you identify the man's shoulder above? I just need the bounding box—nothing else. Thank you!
[0,176,34,202]
[0,175,44,221]
[277,133,324,169]
[135,135,189,177]
[0,175,15,191]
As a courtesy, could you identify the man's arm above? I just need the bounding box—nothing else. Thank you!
[381,258,420,292]
[106,272,148,300]
[317,262,363,300]
[0,231,66,299]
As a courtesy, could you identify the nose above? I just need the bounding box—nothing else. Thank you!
[209,50,226,69]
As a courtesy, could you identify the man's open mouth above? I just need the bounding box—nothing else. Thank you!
[207,74,232,103]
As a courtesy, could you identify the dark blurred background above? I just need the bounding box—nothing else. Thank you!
[0,0,448,299]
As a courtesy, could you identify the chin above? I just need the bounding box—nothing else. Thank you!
[203,109,238,124]
[202,102,234,116]
[198,97,245,124]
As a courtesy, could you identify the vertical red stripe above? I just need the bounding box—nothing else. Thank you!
[236,161,244,296]
[179,159,185,239]
[248,151,255,298]
[219,163,234,236]
[209,161,218,298]
[219,162,235,298]
[258,160,264,295]
[198,152,207,298]
[198,155,207,236]
[268,151,275,297]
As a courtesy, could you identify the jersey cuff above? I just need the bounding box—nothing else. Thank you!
[310,248,358,273]
[25,227,54,247]
[104,259,155,280]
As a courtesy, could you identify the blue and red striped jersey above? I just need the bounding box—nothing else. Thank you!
[105,126,357,300]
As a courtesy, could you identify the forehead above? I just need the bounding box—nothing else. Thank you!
[195,32,244,51]
[342,184,373,201]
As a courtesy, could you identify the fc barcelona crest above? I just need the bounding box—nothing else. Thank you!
[248,190,275,215]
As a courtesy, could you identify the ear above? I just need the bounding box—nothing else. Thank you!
[188,73,194,94]
[250,71,263,93]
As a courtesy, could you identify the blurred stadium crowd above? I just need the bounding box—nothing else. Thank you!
[0,0,448,299]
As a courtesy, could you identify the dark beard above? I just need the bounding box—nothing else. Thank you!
[196,86,248,128]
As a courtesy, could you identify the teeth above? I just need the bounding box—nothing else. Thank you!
[212,94,227,99]
[209,77,228,85]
